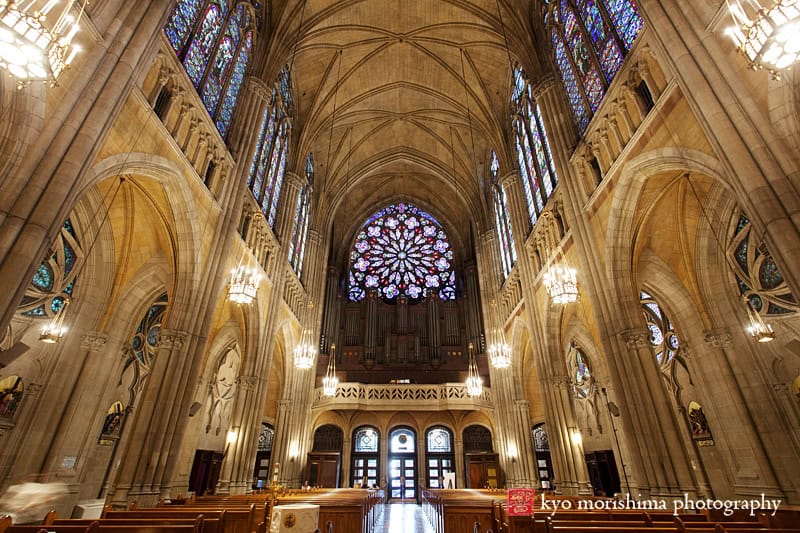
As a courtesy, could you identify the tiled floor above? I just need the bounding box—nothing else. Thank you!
[373,503,436,533]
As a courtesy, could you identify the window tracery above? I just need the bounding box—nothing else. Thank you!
[511,67,559,228]
[728,213,798,317]
[248,67,292,227]
[348,202,456,302]
[640,290,680,369]
[163,0,256,138]
[289,154,313,277]
[544,0,643,132]
[569,345,594,399]
[491,150,517,279]
[20,219,82,319]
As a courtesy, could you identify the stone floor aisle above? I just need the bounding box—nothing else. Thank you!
[373,503,436,532]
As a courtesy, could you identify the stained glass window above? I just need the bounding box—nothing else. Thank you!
[511,67,560,229]
[163,0,256,139]
[248,68,292,227]
[426,426,454,488]
[348,202,456,302]
[491,150,516,279]
[426,427,452,453]
[545,0,643,132]
[20,218,82,319]
[390,428,416,453]
[570,346,594,398]
[258,423,275,452]
[132,293,169,369]
[532,424,550,452]
[289,157,312,278]
[354,427,379,453]
[728,213,797,316]
[640,290,679,369]
[0,375,24,419]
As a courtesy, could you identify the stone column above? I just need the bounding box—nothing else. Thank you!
[216,375,260,495]
[110,329,190,506]
[0,2,175,340]
[275,172,306,247]
[637,0,800,298]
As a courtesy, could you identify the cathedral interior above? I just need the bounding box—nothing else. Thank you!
[1,0,800,519]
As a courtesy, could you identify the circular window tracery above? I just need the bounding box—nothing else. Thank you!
[348,202,456,302]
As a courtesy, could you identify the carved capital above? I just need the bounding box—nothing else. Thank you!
[548,374,571,389]
[621,328,650,349]
[26,383,44,397]
[80,332,108,351]
[236,375,259,391]
[704,329,732,348]
[773,383,790,394]
[514,399,530,410]
[157,329,189,349]
[278,399,294,410]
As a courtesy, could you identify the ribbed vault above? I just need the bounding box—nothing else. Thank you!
[260,0,544,260]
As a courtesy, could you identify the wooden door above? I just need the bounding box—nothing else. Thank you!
[464,453,502,488]
[188,450,224,496]
[306,452,341,488]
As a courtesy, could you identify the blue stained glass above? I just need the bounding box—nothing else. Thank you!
[735,240,749,273]
[51,296,65,314]
[528,103,556,197]
[22,305,46,317]
[735,214,749,234]
[267,134,287,227]
[759,258,784,289]
[427,428,452,452]
[133,295,168,368]
[216,31,252,137]
[494,186,516,278]
[63,240,76,275]
[202,35,236,114]
[579,0,624,80]
[605,0,643,51]
[251,107,277,199]
[164,0,203,55]
[63,279,75,296]
[249,108,269,188]
[63,218,77,240]
[33,264,54,292]
[521,128,544,212]
[515,136,537,226]
[306,152,315,182]
[348,203,456,301]
[535,105,559,190]
[183,2,226,88]
[553,31,589,131]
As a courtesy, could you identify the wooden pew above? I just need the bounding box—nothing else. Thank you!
[103,508,255,533]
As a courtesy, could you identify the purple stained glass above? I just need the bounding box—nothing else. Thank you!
[203,5,243,116]
[605,0,643,51]
[216,31,252,137]
[348,203,456,302]
[268,142,288,227]
[251,106,278,200]
[164,0,203,55]
[579,0,624,80]
[553,31,590,131]
[521,127,545,212]
[183,2,226,88]
[515,136,537,226]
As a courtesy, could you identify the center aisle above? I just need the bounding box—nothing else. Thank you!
[374,503,436,533]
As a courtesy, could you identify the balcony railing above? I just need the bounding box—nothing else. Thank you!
[311,382,492,411]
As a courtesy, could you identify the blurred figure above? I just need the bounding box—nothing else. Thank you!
[0,479,69,524]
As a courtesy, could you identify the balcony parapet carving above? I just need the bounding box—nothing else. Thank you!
[311,382,493,411]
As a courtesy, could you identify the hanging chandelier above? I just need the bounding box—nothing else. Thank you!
[465,342,483,397]
[487,335,511,369]
[322,343,338,397]
[744,297,775,342]
[543,262,578,304]
[0,0,86,85]
[725,0,800,76]
[228,265,261,305]
[293,334,316,369]
[39,297,69,343]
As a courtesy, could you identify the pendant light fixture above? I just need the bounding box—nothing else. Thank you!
[543,257,579,305]
[322,342,338,397]
[465,342,483,397]
[0,0,88,85]
[724,0,800,77]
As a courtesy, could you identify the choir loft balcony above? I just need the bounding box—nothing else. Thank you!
[311,382,493,412]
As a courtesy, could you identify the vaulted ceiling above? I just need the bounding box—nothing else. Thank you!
[260,0,547,262]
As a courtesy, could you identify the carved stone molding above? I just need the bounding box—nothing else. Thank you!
[80,332,108,351]
[26,383,44,397]
[621,328,650,349]
[703,329,733,348]
[236,375,259,391]
[548,375,571,388]
[157,329,189,349]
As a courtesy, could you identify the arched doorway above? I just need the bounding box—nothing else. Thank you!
[388,426,417,501]
[307,424,343,488]
[425,426,454,488]
[351,425,379,488]
[462,424,500,488]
